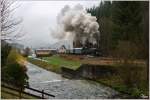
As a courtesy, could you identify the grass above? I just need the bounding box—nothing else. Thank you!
[28,54,81,73]
[96,64,148,98]
[27,55,81,73]
[28,57,61,73]
[42,55,81,70]
[97,76,148,98]
[1,86,39,99]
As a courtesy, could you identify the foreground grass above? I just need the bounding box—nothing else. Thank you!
[1,86,39,99]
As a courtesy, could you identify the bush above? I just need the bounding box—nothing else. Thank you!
[1,42,12,66]
[1,42,12,79]
[129,87,142,98]
[3,48,28,88]
[114,40,147,96]
[113,85,127,93]
[7,48,24,65]
[5,63,28,87]
[118,63,143,88]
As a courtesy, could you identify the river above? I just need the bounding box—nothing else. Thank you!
[25,62,122,99]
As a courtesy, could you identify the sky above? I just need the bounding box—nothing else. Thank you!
[13,0,100,48]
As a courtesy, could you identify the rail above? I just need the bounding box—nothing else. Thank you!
[1,79,55,99]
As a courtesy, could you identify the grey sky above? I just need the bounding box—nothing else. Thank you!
[14,1,100,48]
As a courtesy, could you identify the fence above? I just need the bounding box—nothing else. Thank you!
[1,79,55,99]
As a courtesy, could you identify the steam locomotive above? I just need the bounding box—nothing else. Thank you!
[67,47,102,56]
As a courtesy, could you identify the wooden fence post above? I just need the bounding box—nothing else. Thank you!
[42,90,44,99]
[19,87,22,99]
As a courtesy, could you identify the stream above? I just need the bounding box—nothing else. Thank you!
[25,62,123,99]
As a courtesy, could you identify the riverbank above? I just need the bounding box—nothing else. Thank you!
[26,62,123,99]
[27,57,61,74]
[27,55,148,98]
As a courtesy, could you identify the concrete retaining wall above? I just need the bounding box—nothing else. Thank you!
[61,64,118,79]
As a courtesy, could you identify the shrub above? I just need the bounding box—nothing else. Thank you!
[114,40,147,97]
[23,47,31,57]
[113,85,127,92]
[5,63,28,87]
[1,42,12,66]
[118,63,143,88]
[7,48,23,65]
[1,42,12,79]
[129,87,142,98]
[3,48,28,88]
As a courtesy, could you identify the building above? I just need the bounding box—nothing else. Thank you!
[58,45,66,54]
[35,49,57,57]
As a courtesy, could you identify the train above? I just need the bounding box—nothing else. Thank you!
[34,47,102,57]
[67,47,102,56]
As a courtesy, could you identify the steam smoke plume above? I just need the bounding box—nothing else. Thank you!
[51,4,99,47]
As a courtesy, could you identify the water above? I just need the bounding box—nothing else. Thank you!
[26,62,121,99]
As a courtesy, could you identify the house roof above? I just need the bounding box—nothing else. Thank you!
[36,49,57,51]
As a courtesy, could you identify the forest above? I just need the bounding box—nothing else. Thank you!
[85,1,149,97]
[86,1,149,59]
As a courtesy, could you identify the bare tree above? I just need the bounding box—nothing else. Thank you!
[0,0,25,41]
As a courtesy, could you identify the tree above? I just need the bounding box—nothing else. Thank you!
[3,48,28,87]
[5,63,28,87]
[87,1,149,58]
[0,0,24,41]
[1,0,25,72]
[1,40,12,66]
[1,40,12,80]
[87,1,149,96]
[111,1,149,91]
[23,47,31,57]
[87,1,113,56]
[111,1,149,58]
[140,1,149,84]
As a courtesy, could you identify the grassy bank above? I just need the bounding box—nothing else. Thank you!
[1,86,39,99]
[27,55,81,73]
[97,76,148,98]
[96,64,148,98]
[43,55,81,70]
[27,57,61,73]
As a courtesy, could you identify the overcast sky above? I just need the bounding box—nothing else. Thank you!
[13,0,100,48]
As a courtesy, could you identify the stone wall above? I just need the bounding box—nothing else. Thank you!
[77,64,118,79]
[61,67,79,79]
[61,64,118,79]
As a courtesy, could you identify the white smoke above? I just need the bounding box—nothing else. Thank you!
[51,4,99,47]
